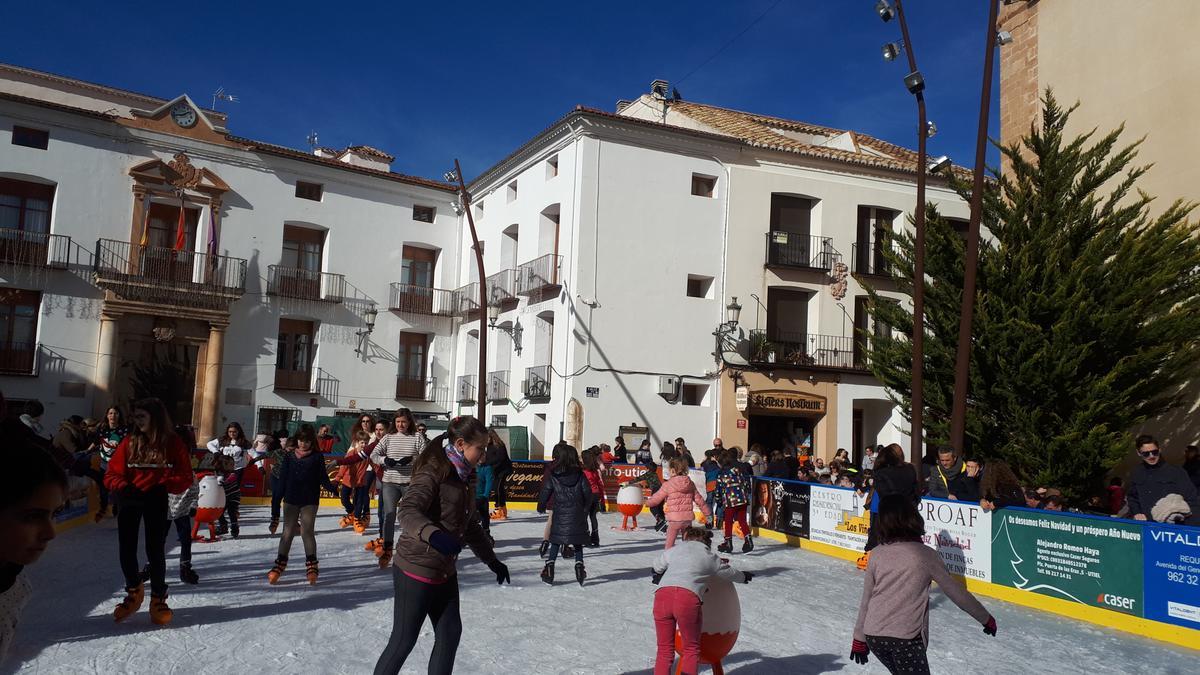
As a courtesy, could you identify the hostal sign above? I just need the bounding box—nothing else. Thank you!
[748,390,827,416]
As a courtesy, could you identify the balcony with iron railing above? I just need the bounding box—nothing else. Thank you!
[395,375,437,401]
[456,374,478,404]
[764,232,840,270]
[93,239,247,307]
[0,342,38,375]
[748,329,867,371]
[452,282,480,318]
[486,268,518,305]
[851,240,893,278]
[487,371,509,402]
[523,365,551,400]
[267,266,346,303]
[0,230,75,269]
[388,283,456,317]
[516,254,562,296]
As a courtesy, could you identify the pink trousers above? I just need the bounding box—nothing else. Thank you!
[664,520,691,549]
[653,586,703,675]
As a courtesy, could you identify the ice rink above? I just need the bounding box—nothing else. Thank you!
[7,506,1196,674]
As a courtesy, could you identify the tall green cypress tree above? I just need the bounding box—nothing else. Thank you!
[866,93,1200,500]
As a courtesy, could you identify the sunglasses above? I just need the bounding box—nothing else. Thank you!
[1138,449,1160,458]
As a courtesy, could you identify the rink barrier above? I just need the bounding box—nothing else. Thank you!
[750,476,1200,652]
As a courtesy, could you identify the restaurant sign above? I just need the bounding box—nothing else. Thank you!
[747,390,827,416]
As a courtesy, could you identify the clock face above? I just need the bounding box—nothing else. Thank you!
[171,103,197,128]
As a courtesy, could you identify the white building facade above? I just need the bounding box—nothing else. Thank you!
[0,64,462,443]
[1,65,965,461]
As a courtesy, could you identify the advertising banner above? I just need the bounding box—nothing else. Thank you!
[808,485,869,551]
[1142,522,1200,629]
[504,460,546,502]
[752,478,810,538]
[992,510,1143,616]
[919,498,992,582]
[602,464,662,502]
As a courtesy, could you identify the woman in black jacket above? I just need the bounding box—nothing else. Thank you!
[858,443,920,568]
[537,443,594,586]
[267,426,337,585]
[613,436,628,463]
[483,429,513,521]
[978,461,1026,512]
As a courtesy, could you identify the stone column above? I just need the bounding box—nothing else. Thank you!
[198,323,226,443]
[92,313,120,418]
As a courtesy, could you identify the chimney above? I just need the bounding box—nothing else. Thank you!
[615,99,633,113]
[339,145,395,172]
[650,79,670,100]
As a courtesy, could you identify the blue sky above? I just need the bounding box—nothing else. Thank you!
[4,0,1000,180]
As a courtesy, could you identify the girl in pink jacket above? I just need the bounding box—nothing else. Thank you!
[646,457,710,549]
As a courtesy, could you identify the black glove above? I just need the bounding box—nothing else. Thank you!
[397,456,413,467]
[487,559,510,585]
[383,457,398,468]
[983,616,997,636]
[119,484,142,500]
[651,570,664,585]
[850,639,869,665]
[741,571,754,584]
[429,530,463,556]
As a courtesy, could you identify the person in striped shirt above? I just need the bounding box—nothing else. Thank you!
[368,409,424,568]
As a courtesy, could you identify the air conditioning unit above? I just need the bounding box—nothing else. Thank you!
[658,376,678,398]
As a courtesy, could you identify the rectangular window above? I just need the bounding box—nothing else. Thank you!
[275,318,315,391]
[295,181,323,201]
[682,383,709,406]
[11,126,49,150]
[0,289,40,374]
[506,180,518,203]
[397,332,428,400]
[767,287,811,348]
[546,155,559,179]
[413,205,435,223]
[281,225,324,272]
[0,178,54,233]
[855,206,896,275]
[686,274,714,299]
[691,173,716,198]
[255,406,299,436]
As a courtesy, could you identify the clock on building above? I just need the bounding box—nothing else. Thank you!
[170,102,197,128]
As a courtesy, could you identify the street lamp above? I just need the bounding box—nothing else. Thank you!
[877,0,930,464]
[487,303,523,355]
[354,306,379,356]
[725,297,742,329]
[447,160,488,423]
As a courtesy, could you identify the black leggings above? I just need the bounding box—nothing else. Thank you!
[588,501,600,535]
[864,635,930,674]
[169,516,192,564]
[270,474,284,521]
[117,487,169,596]
[374,568,461,675]
[494,468,511,507]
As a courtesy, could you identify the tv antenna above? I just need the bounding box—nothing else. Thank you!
[212,86,238,110]
[306,131,320,151]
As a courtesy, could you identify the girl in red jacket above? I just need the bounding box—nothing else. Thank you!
[581,447,607,548]
[646,457,710,550]
[103,397,193,626]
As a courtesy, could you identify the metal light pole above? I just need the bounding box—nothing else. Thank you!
[949,0,1001,452]
[882,0,929,465]
[449,159,488,423]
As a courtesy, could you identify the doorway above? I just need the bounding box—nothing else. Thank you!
[748,414,817,456]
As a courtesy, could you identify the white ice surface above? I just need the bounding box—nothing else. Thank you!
[7,507,1197,674]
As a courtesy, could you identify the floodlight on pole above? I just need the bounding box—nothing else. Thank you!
[876,0,894,22]
[882,42,902,61]
[997,30,1014,46]
[926,120,937,138]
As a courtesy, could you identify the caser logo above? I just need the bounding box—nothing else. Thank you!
[1097,593,1136,611]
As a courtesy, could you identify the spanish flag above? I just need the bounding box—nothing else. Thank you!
[173,196,187,252]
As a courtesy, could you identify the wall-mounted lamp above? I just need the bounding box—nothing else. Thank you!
[355,306,378,356]
[721,297,742,334]
[487,303,523,355]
